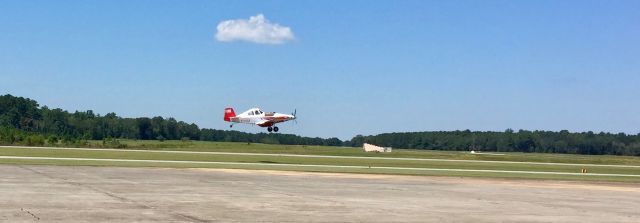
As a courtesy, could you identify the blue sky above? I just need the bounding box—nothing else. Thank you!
[1,0,639,139]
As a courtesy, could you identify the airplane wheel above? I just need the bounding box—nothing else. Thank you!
[273,126,279,132]
[267,127,273,132]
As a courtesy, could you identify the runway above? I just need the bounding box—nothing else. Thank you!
[2,155,640,178]
[3,145,640,168]
[1,165,639,222]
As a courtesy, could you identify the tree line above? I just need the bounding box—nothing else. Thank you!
[1,94,639,156]
[346,129,640,156]
[0,94,342,146]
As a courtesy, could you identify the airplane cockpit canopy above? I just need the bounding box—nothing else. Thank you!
[248,109,264,116]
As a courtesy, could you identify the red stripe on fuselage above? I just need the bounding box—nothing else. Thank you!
[264,117,287,123]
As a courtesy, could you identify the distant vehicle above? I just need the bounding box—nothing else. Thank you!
[224,107,296,132]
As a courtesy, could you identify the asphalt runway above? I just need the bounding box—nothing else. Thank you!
[1,165,639,222]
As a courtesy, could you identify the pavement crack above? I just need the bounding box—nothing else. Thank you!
[20,208,40,221]
[173,212,211,223]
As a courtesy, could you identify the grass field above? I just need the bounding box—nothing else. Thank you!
[1,140,639,182]
[93,140,640,165]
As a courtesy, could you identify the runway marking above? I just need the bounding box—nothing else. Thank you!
[2,146,639,168]
[1,155,639,178]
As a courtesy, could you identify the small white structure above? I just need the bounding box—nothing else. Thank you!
[363,143,392,153]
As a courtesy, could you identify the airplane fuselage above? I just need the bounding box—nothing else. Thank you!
[224,107,296,132]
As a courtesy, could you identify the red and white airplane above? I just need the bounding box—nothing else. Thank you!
[224,107,296,132]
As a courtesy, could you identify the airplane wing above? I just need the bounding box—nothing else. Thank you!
[256,120,274,127]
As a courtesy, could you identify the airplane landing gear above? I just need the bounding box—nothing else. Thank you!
[230,124,234,128]
[273,126,279,132]
[267,126,279,133]
[267,126,273,132]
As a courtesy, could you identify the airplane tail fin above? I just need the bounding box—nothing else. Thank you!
[224,107,236,121]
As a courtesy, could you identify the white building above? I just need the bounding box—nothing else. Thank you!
[363,143,392,153]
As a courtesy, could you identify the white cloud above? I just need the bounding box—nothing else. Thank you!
[215,14,295,44]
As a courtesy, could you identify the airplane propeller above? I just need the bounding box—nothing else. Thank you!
[292,109,297,124]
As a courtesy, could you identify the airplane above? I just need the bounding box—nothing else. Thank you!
[224,107,297,133]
